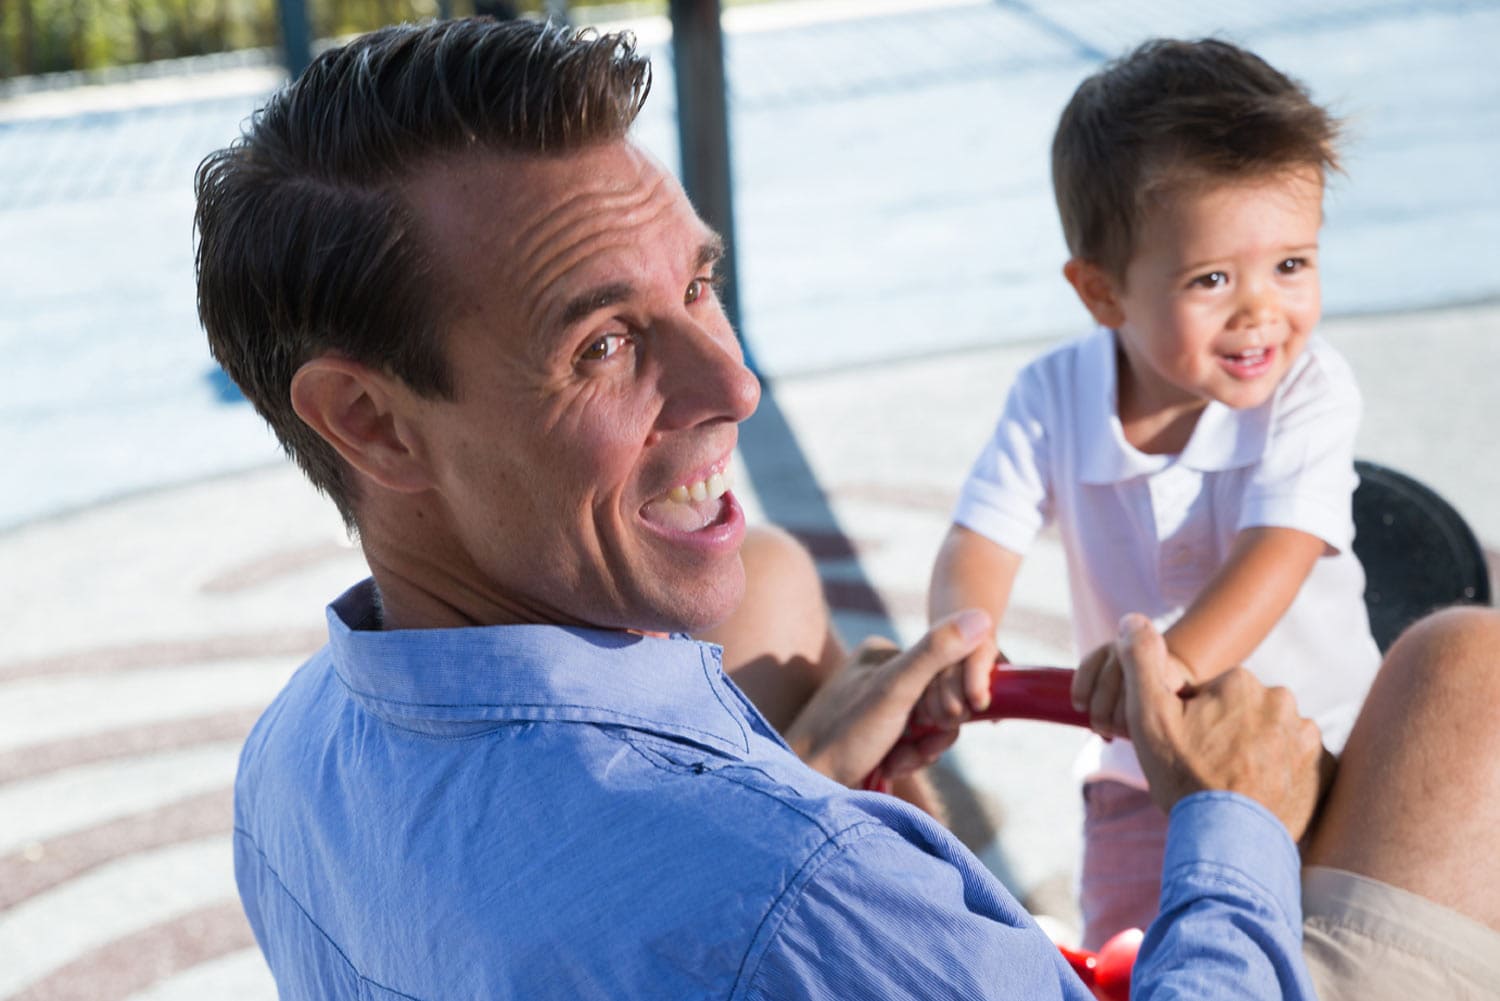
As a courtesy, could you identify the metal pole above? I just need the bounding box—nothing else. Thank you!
[666,5,893,643]
[668,0,750,366]
[277,0,312,79]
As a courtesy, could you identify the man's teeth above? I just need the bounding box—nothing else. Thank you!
[666,468,733,505]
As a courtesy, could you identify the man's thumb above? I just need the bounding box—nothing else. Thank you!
[1117,613,1176,737]
[897,609,991,688]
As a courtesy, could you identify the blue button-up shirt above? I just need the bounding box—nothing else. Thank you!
[234,580,1315,999]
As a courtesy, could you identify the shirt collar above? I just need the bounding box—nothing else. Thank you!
[1076,326,1273,484]
[324,579,754,756]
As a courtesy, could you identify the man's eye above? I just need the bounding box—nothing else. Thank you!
[580,333,628,361]
[1189,271,1227,290]
[685,275,718,305]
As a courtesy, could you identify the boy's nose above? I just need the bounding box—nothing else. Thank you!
[1234,280,1280,330]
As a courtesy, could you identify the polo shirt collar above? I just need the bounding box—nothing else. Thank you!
[1076,327,1273,484]
[324,579,755,756]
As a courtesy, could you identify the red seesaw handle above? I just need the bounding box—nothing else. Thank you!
[861,665,1090,791]
[922,665,1090,734]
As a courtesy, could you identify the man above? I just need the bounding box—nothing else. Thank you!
[199,18,1500,999]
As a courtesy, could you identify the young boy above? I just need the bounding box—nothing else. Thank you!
[926,38,1382,949]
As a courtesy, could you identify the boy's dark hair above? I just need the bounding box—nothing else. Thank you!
[195,18,651,528]
[1052,37,1341,280]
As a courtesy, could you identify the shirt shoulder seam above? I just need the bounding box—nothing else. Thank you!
[235,827,429,1001]
[729,817,886,999]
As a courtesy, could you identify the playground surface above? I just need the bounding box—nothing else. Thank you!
[2,1,1496,996]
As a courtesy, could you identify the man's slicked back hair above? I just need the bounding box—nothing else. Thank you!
[195,17,651,528]
[1051,37,1341,282]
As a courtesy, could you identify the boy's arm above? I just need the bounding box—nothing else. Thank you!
[925,524,1022,717]
[1164,525,1326,681]
[1073,526,1324,736]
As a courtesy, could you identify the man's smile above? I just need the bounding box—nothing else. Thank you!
[640,455,737,533]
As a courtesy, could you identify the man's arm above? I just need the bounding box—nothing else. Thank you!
[741,820,1093,1001]
[1118,614,1322,999]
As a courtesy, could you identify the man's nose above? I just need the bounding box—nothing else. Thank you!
[655,317,761,429]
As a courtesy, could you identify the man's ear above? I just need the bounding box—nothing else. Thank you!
[1062,258,1126,329]
[290,357,435,495]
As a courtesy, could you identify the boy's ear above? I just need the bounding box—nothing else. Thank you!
[1063,258,1126,329]
[289,357,437,495]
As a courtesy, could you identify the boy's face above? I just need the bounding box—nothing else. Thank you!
[1096,166,1325,419]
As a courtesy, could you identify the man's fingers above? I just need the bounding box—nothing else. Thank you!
[884,728,960,776]
[1089,656,1124,738]
[1116,614,1180,742]
[1072,644,1108,711]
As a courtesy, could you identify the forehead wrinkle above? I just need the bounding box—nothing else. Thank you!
[514,171,677,331]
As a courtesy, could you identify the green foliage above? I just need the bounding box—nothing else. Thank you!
[0,0,549,79]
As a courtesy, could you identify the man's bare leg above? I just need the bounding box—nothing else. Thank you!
[699,524,842,731]
[1304,606,1500,930]
[699,524,947,819]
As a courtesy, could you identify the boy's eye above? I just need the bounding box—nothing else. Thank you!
[1277,257,1308,274]
[1190,271,1227,289]
[580,333,629,362]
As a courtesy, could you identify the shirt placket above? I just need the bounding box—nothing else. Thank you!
[1150,463,1215,610]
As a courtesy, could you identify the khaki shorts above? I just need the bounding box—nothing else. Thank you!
[1303,866,1500,1000]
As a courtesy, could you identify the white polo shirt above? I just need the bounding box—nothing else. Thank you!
[953,327,1382,788]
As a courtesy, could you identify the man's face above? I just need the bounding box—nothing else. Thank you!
[399,142,760,634]
[1110,166,1325,417]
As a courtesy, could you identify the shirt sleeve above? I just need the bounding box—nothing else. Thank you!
[1237,342,1362,552]
[952,364,1053,553]
[1133,792,1317,1000]
[740,823,1092,1000]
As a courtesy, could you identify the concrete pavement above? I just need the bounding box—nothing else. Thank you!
[2,1,1496,996]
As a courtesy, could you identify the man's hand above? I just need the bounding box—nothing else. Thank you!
[783,610,992,787]
[1072,642,1129,739]
[912,629,1001,730]
[1117,613,1325,840]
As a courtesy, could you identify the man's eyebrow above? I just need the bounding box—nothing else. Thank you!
[697,237,725,271]
[558,238,726,327]
[560,282,636,327]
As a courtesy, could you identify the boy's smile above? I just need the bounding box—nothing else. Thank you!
[1094,166,1326,449]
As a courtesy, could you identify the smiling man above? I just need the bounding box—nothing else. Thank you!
[294,142,759,635]
[198,18,1500,1001]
